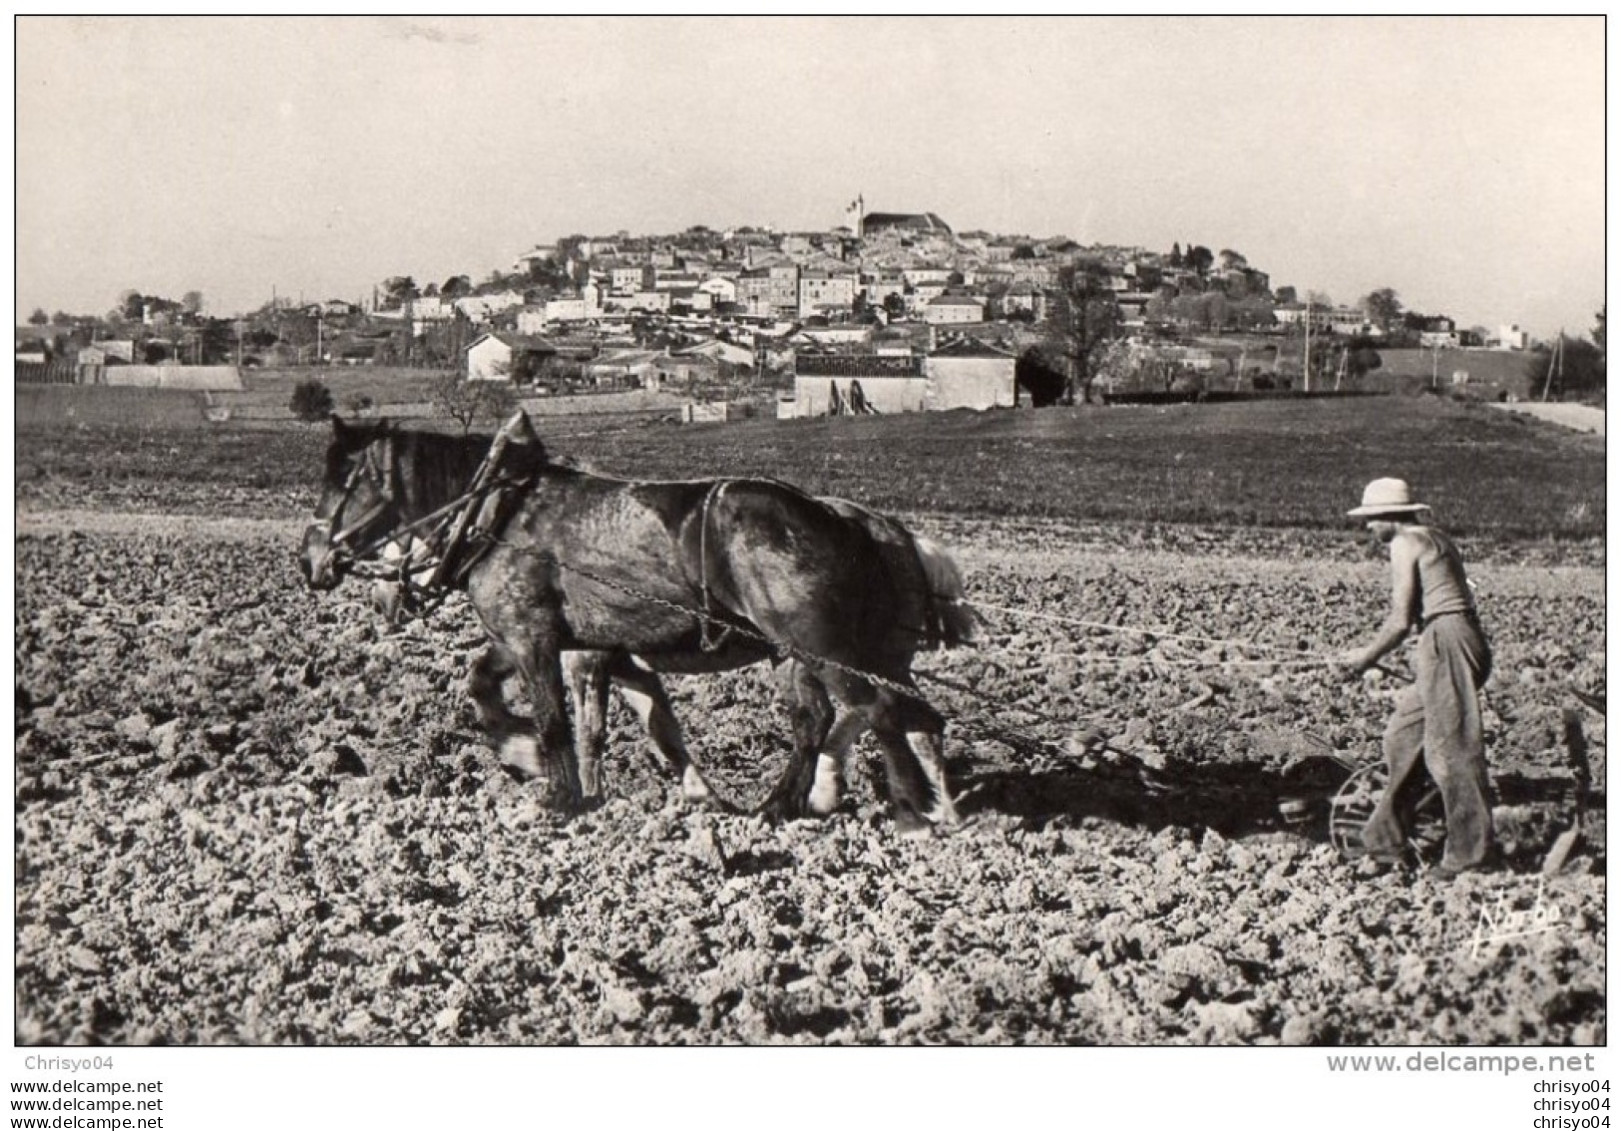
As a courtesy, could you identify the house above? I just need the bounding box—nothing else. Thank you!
[654,271,703,292]
[789,353,929,416]
[736,270,775,318]
[408,295,452,323]
[923,294,985,325]
[512,244,556,273]
[454,291,524,323]
[465,331,558,383]
[585,348,663,387]
[924,339,1018,409]
[1329,308,1373,337]
[641,353,721,390]
[907,280,950,312]
[998,280,1046,320]
[798,269,858,317]
[1495,324,1530,350]
[697,275,738,305]
[80,339,135,364]
[624,290,672,314]
[767,263,801,312]
[679,339,755,368]
[799,325,873,349]
[611,263,655,294]
[1273,302,1333,331]
[861,272,907,310]
[902,267,953,288]
[670,288,713,313]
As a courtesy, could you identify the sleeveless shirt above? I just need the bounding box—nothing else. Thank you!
[1400,525,1474,625]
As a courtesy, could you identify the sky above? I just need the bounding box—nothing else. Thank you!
[13,16,1607,339]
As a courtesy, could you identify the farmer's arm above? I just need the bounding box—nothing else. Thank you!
[1342,533,1421,673]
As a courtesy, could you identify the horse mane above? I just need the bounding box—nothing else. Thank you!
[328,415,553,516]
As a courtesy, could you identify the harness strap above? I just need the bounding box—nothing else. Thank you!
[698,480,734,651]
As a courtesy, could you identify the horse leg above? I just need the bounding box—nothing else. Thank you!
[494,622,581,808]
[815,668,954,836]
[606,656,719,807]
[562,652,612,801]
[469,645,538,770]
[874,687,959,831]
[759,660,837,820]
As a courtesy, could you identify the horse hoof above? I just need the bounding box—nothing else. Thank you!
[499,735,547,779]
[757,795,803,823]
[892,806,935,839]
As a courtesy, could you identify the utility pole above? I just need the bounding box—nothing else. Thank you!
[1541,331,1564,401]
[1303,299,1312,392]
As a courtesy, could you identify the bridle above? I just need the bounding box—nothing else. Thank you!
[311,437,400,570]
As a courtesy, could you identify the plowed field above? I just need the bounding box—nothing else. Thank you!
[15,504,1605,1045]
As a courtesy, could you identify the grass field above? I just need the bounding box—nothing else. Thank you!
[15,395,1605,540]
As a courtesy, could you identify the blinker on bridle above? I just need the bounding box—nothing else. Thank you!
[317,439,398,563]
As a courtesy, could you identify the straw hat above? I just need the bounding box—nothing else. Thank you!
[1347,477,1431,518]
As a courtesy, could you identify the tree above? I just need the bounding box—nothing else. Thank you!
[1593,304,1606,356]
[1015,347,1066,407]
[27,308,48,325]
[381,276,420,309]
[1198,291,1230,331]
[182,291,204,316]
[1184,245,1214,274]
[1275,285,1298,305]
[1527,336,1605,401]
[1040,266,1124,404]
[199,318,234,364]
[1344,337,1383,380]
[442,275,473,299]
[430,372,518,434]
[289,378,334,421]
[1361,288,1403,333]
[1168,242,1183,267]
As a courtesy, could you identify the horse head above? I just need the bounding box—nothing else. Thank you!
[300,414,400,590]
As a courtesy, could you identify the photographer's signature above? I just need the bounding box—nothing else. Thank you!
[1468,877,1564,958]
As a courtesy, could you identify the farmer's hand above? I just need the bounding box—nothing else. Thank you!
[1332,650,1367,682]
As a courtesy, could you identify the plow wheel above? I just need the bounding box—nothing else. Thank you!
[1328,761,1446,865]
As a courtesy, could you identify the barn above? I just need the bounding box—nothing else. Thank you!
[924,338,1019,410]
[790,354,927,416]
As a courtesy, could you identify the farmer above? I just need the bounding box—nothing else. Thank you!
[1336,478,1495,873]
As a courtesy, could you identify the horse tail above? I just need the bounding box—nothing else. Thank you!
[913,535,979,648]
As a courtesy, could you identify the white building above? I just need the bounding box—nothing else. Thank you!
[923,294,986,325]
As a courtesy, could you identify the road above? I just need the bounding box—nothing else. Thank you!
[1490,400,1605,436]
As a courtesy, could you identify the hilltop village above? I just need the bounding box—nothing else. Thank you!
[20,205,1547,414]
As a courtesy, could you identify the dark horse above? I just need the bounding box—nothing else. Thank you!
[299,414,977,831]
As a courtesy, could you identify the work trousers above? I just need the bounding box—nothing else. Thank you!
[1361,613,1493,870]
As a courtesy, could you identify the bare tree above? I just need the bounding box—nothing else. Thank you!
[1040,266,1123,404]
[431,370,518,434]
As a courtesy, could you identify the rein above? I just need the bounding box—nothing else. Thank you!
[325,423,537,609]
